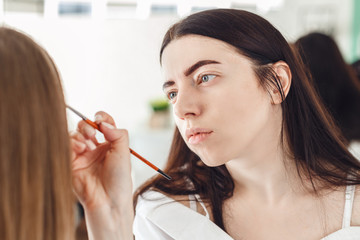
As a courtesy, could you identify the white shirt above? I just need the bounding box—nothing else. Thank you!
[133,186,360,239]
[349,141,360,161]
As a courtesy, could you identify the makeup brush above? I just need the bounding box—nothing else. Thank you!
[67,105,171,180]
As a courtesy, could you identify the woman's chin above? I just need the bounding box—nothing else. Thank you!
[198,156,228,167]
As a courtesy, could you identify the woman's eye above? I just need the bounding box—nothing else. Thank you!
[200,74,216,83]
[168,92,177,100]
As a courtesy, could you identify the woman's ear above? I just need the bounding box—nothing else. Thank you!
[270,61,292,104]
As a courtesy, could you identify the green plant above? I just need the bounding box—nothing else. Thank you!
[149,98,169,112]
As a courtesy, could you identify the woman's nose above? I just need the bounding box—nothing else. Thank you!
[173,89,201,120]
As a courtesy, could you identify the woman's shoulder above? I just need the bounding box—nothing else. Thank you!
[350,185,360,225]
[135,190,190,216]
[133,190,231,240]
[134,191,186,239]
[135,190,210,218]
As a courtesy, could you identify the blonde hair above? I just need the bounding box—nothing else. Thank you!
[0,27,74,240]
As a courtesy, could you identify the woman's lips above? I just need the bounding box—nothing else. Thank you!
[186,128,213,144]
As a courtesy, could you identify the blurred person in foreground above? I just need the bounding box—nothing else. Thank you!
[295,32,360,160]
[0,27,133,240]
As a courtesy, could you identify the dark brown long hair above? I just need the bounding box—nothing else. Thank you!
[0,27,74,240]
[134,9,360,230]
[295,32,360,141]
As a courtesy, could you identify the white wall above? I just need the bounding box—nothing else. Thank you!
[4,16,180,131]
[3,0,353,131]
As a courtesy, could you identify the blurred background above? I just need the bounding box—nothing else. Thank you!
[1,0,359,188]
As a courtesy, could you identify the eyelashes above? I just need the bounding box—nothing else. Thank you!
[198,74,216,83]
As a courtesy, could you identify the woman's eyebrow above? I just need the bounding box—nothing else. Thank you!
[162,60,220,91]
[162,80,175,91]
[184,60,220,76]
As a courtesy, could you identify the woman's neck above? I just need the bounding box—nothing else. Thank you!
[225,142,308,205]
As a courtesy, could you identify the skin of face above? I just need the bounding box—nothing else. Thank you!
[162,35,283,167]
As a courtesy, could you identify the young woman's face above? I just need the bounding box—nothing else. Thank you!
[161,35,281,166]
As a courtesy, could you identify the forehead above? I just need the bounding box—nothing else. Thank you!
[161,35,242,73]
